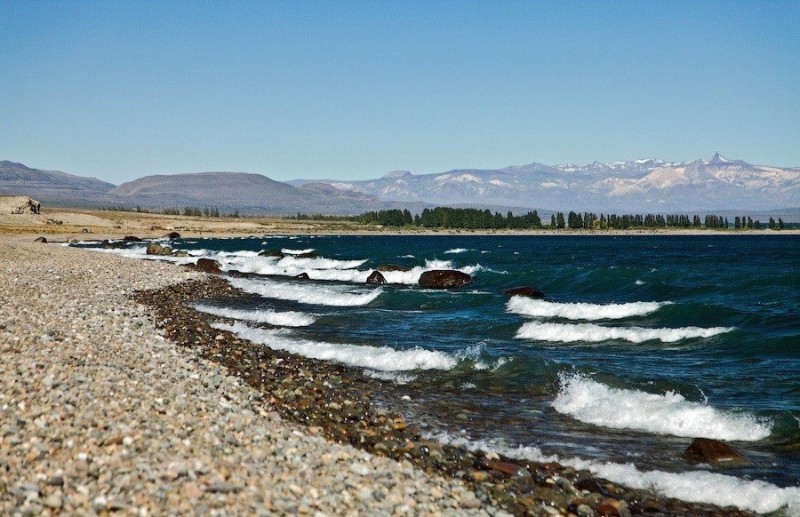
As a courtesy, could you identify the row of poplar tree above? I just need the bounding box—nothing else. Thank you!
[346,208,785,230]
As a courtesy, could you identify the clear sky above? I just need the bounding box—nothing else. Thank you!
[1,1,798,185]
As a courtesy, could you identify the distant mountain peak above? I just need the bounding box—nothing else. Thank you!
[382,170,413,179]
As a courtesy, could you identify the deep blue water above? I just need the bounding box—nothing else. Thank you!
[80,234,800,509]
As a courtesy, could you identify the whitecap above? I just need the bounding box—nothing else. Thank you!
[192,303,315,327]
[214,321,456,371]
[227,277,382,306]
[281,248,315,255]
[444,248,469,254]
[515,321,733,343]
[552,373,772,441]
[431,433,800,516]
[507,298,669,321]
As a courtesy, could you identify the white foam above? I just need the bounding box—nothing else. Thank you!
[507,298,670,321]
[228,277,382,306]
[214,321,457,371]
[635,280,645,285]
[281,248,315,255]
[192,303,315,327]
[444,248,469,254]
[553,374,772,441]
[516,322,733,343]
[364,370,418,384]
[432,434,800,515]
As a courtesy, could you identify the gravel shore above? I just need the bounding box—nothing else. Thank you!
[0,238,497,515]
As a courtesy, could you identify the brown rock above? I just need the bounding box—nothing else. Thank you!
[485,460,531,478]
[164,231,181,239]
[194,258,222,274]
[146,242,173,256]
[683,437,750,466]
[33,236,47,243]
[366,271,387,285]
[418,270,471,289]
[501,286,545,298]
[122,235,142,241]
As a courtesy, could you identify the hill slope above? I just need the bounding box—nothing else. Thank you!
[0,161,116,205]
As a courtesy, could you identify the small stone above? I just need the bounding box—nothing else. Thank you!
[43,494,62,509]
[181,482,204,500]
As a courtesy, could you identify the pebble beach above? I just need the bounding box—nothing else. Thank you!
[0,237,495,515]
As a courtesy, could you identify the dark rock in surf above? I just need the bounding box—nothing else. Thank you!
[294,272,310,280]
[194,258,222,274]
[502,286,545,298]
[164,231,181,239]
[366,271,387,285]
[259,249,284,258]
[418,270,471,289]
[146,242,173,256]
[123,235,143,241]
[295,252,318,259]
[683,438,750,466]
[377,264,410,272]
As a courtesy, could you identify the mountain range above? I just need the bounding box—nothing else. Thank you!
[289,153,800,213]
[2,154,798,216]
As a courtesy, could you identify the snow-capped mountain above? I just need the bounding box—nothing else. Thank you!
[290,154,800,212]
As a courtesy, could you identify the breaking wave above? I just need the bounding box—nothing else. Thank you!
[192,303,315,327]
[507,298,670,321]
[431,433,800,515]
[213,321,457,371]
[227,277,382,306]
[516,321,733,343]
[553,373,772,441]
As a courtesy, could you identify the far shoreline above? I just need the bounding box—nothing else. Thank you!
[1,207,798,241]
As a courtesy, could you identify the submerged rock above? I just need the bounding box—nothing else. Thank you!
[418,270,471,289]
[502,286,545,298]
[258,249,284,258]
[683,438,750,466]
[366,271,387,285]
[377,264,409,272]
[294,272,310,280]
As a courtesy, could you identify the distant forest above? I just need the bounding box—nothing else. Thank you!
[294,207,787,230]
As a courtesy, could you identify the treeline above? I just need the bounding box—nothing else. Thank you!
[101,205,240,217]
[290,207,787,230]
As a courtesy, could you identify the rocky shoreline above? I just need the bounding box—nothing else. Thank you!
[0,239,498,515]
[0,238,757,515]
[134,272,754,516]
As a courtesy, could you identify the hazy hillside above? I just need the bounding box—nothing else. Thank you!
[110,172,386,214]
[0,161,116,206]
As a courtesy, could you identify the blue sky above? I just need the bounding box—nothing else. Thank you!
[1,1,798,184]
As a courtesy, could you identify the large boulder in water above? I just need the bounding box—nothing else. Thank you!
[366,271,387,285]
[194,258,222,274]
[146,242,173,256]
[683,438,750,466]
[419,270,472,289]
[259,249,284,258]
[502,286,545,298]
[294,272,310,280]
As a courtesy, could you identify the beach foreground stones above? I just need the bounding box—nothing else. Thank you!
[0,238,497,515]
